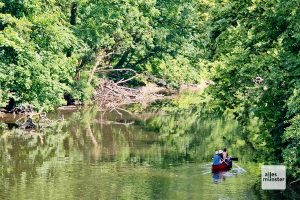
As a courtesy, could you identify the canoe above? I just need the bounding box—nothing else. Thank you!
[211,159,232,172]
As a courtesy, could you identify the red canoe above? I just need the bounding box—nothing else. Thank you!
[211,160,232,172]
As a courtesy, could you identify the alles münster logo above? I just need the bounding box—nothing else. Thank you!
[261,165,286,190]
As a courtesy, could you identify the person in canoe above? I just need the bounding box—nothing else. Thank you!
[212,150,233,172]
[222,148,228,161]
[212,150,223,165]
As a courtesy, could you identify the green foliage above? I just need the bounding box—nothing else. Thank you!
[0,0,209,110]
[286,85,300,118]
[282,115,300,178]
[154,55,207,88]
[0,0,86,110]
[205,0,300,178]
[76,0,207,84]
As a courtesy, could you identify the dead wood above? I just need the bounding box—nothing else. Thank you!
[94,73,175,112]
[13,106,58,130]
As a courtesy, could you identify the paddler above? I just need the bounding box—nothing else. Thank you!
[212,150,223,165]
[222,148,228,161]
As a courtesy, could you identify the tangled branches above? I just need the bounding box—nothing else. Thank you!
[95,78,143,110]
[94,69,173,112]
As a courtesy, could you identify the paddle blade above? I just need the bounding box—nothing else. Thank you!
[231,157,238,161]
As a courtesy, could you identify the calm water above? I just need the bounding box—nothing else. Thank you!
[0,107,280,199]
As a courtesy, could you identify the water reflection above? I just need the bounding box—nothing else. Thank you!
[212,171,224,183]
[0,107,290,199]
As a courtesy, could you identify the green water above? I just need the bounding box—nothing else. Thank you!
[0,107,279,200]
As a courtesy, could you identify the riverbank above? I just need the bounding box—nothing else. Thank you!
[0,81,210,129]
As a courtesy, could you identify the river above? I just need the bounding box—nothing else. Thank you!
[0,106,289,199]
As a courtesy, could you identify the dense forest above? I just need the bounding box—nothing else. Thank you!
[0,0,299,184]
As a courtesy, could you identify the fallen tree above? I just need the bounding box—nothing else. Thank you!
[94,77,174,111]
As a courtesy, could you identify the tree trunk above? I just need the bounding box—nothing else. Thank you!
[70,2,77,25]
[87,50,106,85]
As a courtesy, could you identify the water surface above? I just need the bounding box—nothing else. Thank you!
[0,107,279,199]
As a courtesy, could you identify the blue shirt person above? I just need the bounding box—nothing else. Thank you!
[212,152,222,165]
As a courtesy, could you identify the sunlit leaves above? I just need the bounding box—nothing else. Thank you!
[206,0,300,178]
[282,115,300,177]
[0,1,80,110]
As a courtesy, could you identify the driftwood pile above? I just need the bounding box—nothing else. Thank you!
[94,78,173,111]
[95,78,142,109]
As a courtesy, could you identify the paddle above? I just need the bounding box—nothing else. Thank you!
[221,159,229,165]
[221,157,238,165]
[222,157,238,166]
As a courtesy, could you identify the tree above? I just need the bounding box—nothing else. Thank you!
[0,0,84,110]
[205,0,300,178]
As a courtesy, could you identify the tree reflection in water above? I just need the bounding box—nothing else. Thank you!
[0,107,288,200]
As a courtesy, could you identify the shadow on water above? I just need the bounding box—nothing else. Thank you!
[0,107,298,199]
